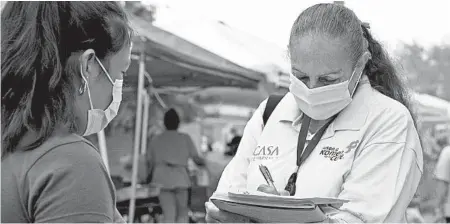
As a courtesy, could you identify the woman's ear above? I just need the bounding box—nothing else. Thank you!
[79,49,98,80]
[348,51,372,96]
[355,51,371,69]
[362,51,372,64]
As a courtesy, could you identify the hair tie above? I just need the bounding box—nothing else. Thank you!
[361,22,370,29]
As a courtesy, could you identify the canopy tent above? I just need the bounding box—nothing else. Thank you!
[413,92,450,115]
[193,89,450,128]
[152,6,291,87]
[191,86,288,120]
[412,92,450,124]
[111,12,288,221]
[193,87,266,108]
[126,15,265,90]
[124,4,294,129]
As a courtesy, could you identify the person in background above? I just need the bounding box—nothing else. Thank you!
[416,131,445,223]
[435,136,450,223]
[201,135,214,153]
[147,108,205,223]
[406,195,425,223]
[1,2,132,222]
[225,128,242,156]
[206,3,422,223]
[204,137,233,198]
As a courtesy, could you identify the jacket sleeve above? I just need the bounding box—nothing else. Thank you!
[215,99,267,192]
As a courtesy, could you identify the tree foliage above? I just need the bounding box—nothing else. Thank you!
[396,43,450,221]
[396,43,450,100]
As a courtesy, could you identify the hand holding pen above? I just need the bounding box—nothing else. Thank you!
[258,164,290,196]
[257,164,277,195]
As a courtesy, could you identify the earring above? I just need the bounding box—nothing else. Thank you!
[78,81,87,95]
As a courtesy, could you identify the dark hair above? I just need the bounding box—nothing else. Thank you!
[164,108,180,131]
[289,3,416,122]
[437,137,448,148]
[1,2,133,157]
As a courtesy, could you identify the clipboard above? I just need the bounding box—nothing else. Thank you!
[210,190,349,223]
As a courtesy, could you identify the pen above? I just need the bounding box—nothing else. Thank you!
[259,164,279,195]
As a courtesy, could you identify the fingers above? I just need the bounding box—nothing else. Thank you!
[205,201,227,223]
[257,184,291,196]
[205,201,251,223]
[257,184,280,195]
[205,213,220,223]
[257,184,273,194]
[205,201,220,215]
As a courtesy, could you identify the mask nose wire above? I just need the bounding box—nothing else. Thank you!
[95,57,114,85]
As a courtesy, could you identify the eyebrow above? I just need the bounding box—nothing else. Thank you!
[292,68,342,76]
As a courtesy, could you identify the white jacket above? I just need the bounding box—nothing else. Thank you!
[216,81,423,223]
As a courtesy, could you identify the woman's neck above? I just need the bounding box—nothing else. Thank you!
[308,118,330,134]
[17,124,71,149]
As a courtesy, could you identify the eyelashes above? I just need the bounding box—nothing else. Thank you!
[296,76,339,85]
[319,77,338,83]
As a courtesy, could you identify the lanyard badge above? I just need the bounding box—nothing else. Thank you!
[284,115,336,196]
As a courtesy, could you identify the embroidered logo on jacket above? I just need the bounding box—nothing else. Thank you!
[345,140,360,153]
[251,145,279,161]
[319,146,345,161]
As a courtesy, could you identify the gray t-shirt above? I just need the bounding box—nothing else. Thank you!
[148,130,199,189]
[1,133,124,223]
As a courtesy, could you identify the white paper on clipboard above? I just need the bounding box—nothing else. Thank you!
[210,189,349,223]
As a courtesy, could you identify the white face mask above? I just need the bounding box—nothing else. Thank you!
[81,57,123,136]
[289,66,363,121]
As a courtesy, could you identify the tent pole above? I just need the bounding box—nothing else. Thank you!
[97,130,110,173]
[128,45,146,223]
[141,90,150,155]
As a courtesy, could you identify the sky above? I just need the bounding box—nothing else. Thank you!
[143,0,450,53]
[2,1,448,53]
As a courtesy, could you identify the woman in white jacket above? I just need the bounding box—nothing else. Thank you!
[206,3,423,223]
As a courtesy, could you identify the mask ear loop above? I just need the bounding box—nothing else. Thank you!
[78,81,87,95]
[349,52,371,97]
[95,57,114,85]
[80,64,95,110]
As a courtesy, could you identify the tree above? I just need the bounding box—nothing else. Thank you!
[396,43,450,221]
[396,43,450,100]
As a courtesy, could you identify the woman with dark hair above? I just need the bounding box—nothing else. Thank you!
[147,108,205,223]
[206,3,423,223]
[1,2,132,222]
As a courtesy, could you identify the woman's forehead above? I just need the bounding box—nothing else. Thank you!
[289,35,352,75]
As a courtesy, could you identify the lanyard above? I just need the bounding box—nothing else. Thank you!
[284,115,336,196]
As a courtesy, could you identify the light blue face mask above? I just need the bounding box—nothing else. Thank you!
[81,57,123,136]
